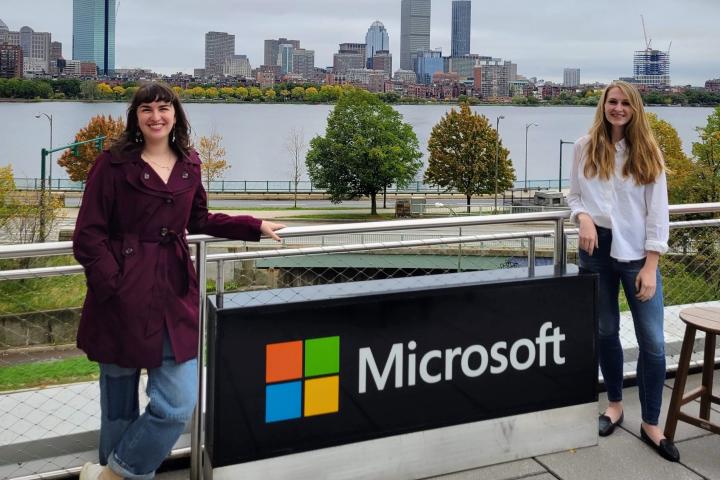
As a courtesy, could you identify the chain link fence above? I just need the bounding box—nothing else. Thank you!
[0,208,718,479]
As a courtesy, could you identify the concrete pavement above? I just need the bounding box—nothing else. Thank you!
[153,372,720,480]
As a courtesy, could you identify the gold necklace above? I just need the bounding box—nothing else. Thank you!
[143,153,175,171]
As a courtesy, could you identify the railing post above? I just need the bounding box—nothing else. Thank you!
[216,259,225,309]
[191,240,208,480]
[528,236,536,277]
[554,218,565,275]
[457,226,462,272]
[39,148,48,242]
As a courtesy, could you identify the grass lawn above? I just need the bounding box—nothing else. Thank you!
[208,205,370,211]
[0,274,86,314]
[0,356,98,391]
[277,213,396,221]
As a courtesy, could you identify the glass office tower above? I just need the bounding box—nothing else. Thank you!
[72,0,115,75]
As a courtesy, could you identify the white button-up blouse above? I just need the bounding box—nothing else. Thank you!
[567,135,669,261]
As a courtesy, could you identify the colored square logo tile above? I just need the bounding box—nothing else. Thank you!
[266,340,302,383]
[304,375,339,417]
[265,381,302,423]
[304,336,339,377]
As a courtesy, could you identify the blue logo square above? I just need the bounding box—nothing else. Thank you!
[265,381,302,423]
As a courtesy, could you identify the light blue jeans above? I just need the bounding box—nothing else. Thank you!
[98,334,197,479]
[579,226,666,425]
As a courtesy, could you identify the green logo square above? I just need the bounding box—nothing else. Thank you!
[304,336,340,377]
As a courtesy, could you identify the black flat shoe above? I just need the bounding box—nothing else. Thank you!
[640,427,680,462]
[598,411,623,436]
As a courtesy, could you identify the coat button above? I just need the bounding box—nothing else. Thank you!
[143,172,150,180]
[160,227,169,237]
[123,247,134,256]
[182,171,189,179]
[165,198,173,204]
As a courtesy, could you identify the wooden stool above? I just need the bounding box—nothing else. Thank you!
[664,307,720,440]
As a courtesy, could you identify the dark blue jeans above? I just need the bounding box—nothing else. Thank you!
[579,226,666,425]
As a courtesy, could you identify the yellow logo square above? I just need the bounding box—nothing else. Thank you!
[303,375,339,417]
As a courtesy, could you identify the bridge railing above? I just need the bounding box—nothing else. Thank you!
[13,178,570,194]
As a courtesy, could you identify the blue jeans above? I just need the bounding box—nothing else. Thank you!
[99,334,197,479]
[579,226,666,425]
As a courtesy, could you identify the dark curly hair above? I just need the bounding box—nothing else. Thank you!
[110,82,192,159]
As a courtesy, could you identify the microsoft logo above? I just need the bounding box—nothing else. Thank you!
[265,336,340,423]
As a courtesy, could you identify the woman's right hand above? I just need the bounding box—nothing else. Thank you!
[578,214,598,255]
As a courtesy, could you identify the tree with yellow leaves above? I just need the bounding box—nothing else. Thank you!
[97,82,113,98]
[197,132,230,190]
[57,115,125,181]
[0,164,63,243]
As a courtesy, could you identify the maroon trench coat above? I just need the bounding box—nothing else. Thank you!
[73,150,262,368]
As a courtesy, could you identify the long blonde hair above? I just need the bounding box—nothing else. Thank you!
[584,81,664,185]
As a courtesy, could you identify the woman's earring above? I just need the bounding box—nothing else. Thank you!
[135,130,143,143]
[171,128,176,143]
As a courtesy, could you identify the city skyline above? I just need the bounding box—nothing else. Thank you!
[3,0,719,85]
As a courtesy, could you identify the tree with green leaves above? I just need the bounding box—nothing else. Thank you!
[646,113,693,204]
[306,89,423,215]
[689,106,720,203]
[424,103,514,212]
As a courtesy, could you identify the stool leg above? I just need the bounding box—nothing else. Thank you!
[700,332,716,420]
[665,326,696,441]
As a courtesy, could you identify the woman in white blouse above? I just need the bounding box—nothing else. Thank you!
[567,80,678,462]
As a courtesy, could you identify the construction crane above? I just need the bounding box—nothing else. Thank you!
[641,15,652,50]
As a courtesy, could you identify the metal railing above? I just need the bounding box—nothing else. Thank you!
[13,178,570,194]
[0,204,718,480]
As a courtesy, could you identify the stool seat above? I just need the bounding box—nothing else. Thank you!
[679,307,720,335]
[664,307,720,440]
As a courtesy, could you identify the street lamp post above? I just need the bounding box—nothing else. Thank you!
[35,112,53,242]
[494,115,505,211]
[524,123,539,191]
[559,139,574,192]
[35,113,53,191]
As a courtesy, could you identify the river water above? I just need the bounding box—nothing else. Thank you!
[0,102,713,183]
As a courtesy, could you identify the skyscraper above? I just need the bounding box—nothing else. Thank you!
[205,31,235,76]
[263,38,300,67]
[451,1,471,57]
[0,18,9,43]
[400,0,431,71]
[365,21,390,69]
[415,49,443,84]
[563,68,580,87]
[1,21,52,75]
[50,41,63,74]
[333,43,366,74]
[292,48,315,79]
[633,49,670,87]
[72,0,115,75]
[278,43,294,75]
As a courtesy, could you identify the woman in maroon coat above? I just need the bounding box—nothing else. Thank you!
[76,83,284,480]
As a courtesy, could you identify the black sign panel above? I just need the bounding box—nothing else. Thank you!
[206,270,597,468]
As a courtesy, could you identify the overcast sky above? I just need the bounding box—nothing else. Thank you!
[3,0,719,85]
